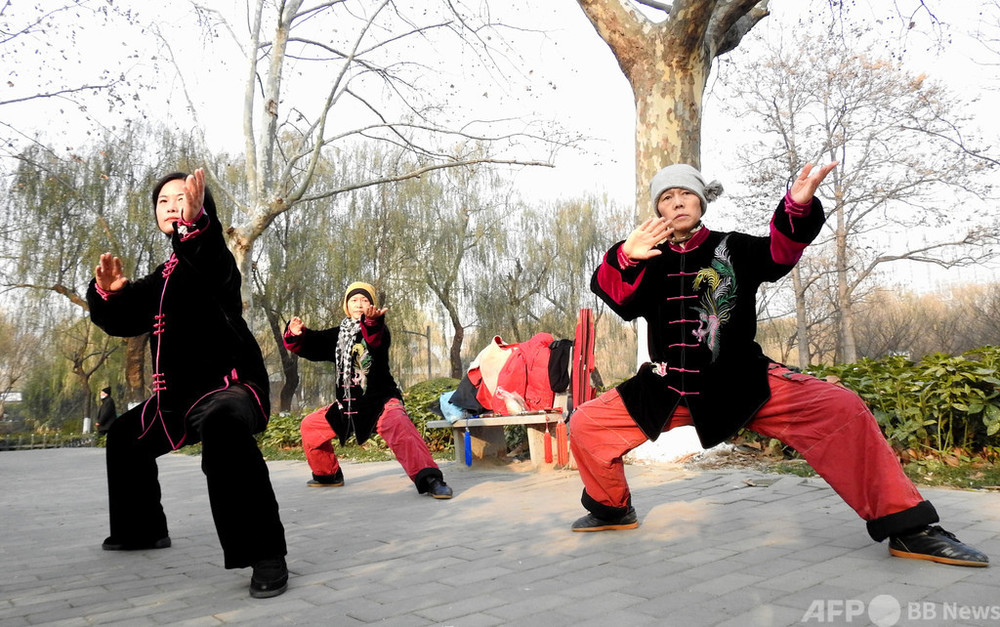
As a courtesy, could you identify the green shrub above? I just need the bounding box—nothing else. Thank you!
[257,412,305,449]
[806,347,1000,457]
[403,377,459,453]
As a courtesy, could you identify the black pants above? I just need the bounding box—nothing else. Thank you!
[106,385,287,568]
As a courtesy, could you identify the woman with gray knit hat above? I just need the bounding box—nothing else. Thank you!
[568,162,989,568]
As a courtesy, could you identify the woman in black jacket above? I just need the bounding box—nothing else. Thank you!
[88,169,288,597]
[285,282,452,498]
[568,162,987,568]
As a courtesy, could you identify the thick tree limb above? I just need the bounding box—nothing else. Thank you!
[9,283,88,310]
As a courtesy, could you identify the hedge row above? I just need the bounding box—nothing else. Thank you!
[806,347,1000,456]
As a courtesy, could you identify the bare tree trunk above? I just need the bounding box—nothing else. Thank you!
[449,321,465,380]
[82,379,94,429]
[125,335,148,405]
[278,357,299,412]
[263,310,299,413]
[576,0,711,215]
[837,273,857,363]
[71,356,94,430]
[792,266,811,367]
[632,52,708,213]
[576,0,770,217]
[229,231,255,311]
[833,191,857,363]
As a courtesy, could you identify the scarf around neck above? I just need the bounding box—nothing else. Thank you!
[335,316,362,387]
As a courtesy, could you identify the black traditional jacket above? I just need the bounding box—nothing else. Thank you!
[593,196,824,448]
[283,316,402,445]
[87,200,271,448]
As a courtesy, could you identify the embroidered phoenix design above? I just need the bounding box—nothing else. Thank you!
[691,237,736,361]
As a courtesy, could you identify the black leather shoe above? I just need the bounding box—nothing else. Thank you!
[307,468,344,487]
[425,477,453,499]
[102,536,171,551]
[250,557,289,598]
[571,507,638,532]
[889,525,989,567]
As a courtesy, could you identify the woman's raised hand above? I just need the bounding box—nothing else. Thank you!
[363,305,388,320]
[182,168,206,222]
[95,253,129,292]
[622,216,671,261]
[789,162,838,205]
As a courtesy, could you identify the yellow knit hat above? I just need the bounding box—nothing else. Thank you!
[343,281,377,317]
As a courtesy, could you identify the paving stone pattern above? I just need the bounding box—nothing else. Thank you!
[1,449,998,626]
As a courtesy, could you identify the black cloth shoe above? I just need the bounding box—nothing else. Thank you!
[425,477,453,499]
[571,507,638,532]
[102,536,171,551]
[889,525,989,567]
[250,557,289,598]
[307,468,344,487]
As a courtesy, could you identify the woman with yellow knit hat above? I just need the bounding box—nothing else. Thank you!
[284,282,452,498]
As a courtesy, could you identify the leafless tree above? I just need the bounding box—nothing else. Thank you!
[153,1,566,306]
[727,24,997,363]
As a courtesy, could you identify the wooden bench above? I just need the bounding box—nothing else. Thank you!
[426,412,567,469]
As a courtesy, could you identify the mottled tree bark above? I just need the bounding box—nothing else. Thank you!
[575,0,770,215]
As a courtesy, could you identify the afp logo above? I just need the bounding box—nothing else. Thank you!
[802,595,901,626]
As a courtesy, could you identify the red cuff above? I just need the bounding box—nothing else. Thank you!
[282,328,303,351]
[783,191,812,217]
[617,246,639,268]
[597,248,644,304]
[769,218,809,265]
[361,320,385,347]
[94,284,120,301]
[177,207,207,241]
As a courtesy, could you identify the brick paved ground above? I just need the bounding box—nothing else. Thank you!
[1,448,998,626]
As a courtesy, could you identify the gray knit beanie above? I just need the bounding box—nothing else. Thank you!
[649,164,724,216]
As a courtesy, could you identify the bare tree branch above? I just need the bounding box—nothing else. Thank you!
[298,157,552,204]
[899,124,1000,168]
[0,83,118,108]
[8,283,88,310]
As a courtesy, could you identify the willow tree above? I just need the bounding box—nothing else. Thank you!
[574,0,771,212]
[394,159,510,379]
[252,143,425,411]
[0,310,36,422]
[3,125,203,404]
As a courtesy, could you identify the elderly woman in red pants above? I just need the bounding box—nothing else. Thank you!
[285,282,452,499]
[569,161,988,568]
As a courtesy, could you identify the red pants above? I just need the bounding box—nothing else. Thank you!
[570,364,935,539]
[300,399,439,484]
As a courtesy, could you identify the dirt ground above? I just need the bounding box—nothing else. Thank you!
[675,444,811,474]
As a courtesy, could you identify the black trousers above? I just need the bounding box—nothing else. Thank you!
[105,385,287,568]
